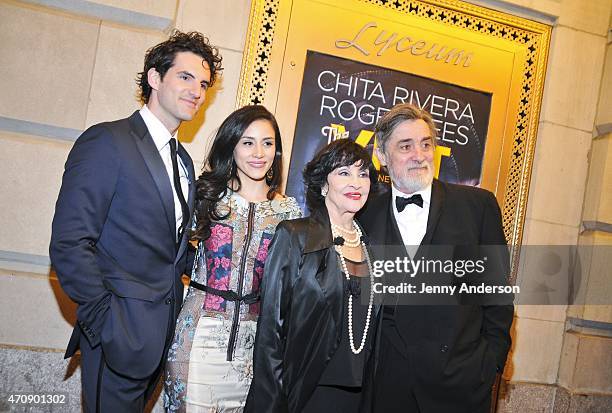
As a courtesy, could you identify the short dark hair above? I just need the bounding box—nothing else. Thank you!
[374,103,437,152]
[136,30,223,103]
[303,139,378,211]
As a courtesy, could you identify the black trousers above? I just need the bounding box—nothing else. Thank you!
[79,338,163,413]
[372,328,493,413]
[372,330,421,413]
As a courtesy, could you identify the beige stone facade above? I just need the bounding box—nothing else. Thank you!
[0,0,610,411]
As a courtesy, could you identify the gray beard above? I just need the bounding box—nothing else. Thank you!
[388,168,433,194]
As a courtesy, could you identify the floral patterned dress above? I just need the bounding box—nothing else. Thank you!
[164,192,301,412]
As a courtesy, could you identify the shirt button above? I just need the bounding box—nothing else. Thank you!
[440,344,449,353]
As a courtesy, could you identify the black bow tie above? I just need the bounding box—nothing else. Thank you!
[395,194,423,211]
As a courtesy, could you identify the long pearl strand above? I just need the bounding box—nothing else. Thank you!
[332,221,374,355]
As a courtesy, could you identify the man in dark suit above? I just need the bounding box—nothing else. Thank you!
[360,103,513,413]
[50,31,222,412]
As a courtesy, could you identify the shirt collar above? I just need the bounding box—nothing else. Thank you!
[139,104,178,151]
[391,183,432,212]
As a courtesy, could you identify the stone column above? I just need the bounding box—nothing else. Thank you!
[554,18,612,410]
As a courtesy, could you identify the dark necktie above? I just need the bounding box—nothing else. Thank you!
[169,139,190,243]
[395,194,423,212]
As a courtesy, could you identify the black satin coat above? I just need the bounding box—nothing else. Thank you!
[245,208,379,413]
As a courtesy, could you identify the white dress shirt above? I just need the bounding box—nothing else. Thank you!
[139,105,189,240]
[391,184,432,257]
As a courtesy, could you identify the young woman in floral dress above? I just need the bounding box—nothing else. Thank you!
[164,105,301,412]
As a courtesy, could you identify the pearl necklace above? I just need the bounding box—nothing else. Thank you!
[331,221,374,355]
[330,223,360,247]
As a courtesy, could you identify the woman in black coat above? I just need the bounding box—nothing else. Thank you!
[245,139,380,413]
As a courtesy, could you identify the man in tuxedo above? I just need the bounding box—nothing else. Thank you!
[360,103,513,413]
[50,31,222,412]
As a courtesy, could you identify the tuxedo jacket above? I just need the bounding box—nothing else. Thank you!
[359,179,514,412]
[50,111,196,379]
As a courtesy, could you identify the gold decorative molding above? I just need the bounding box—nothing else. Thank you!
[236,0,281,107]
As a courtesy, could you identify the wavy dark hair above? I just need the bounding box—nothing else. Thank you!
[193,105,283,241]
[303,139,378,211]
[136,30,223,103]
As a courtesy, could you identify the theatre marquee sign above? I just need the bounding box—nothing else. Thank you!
[236,0,551,283]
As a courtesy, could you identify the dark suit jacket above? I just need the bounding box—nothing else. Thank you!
[50,111,196,379]
[359,179,514,412]
[245,208,380,413]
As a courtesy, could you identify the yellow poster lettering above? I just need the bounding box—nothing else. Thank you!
[354,129,380,170]
[433,145,451,178]
[328,124,451,178]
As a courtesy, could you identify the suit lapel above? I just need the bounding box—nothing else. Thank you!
[420,179,445,246]
[379,191,413,306]
[385,193,405,248]
[178,143,196,215]
[129,111,175,239]
[361,190,403,248]
[175,142,195,261]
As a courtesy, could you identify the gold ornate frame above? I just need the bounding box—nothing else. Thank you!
[237,0,551,283]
